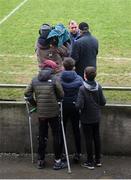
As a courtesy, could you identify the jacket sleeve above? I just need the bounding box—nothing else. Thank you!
[24,81,36,106]
[54,78,64,100]
[96,39,99,55]
[71,41,80,63]
[98,85,106,106]
[57,45,70,57]
[75,87,85,109]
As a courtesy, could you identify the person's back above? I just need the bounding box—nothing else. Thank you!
[24,60,67,170]
[76,69,106,124]
[76,66,106,170]
[61,58,83,104]
[32,69,61,117]
[71,22,98,78]
[25,60,64,117]
[60,57,83,162]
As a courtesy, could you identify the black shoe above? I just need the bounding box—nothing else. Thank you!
[95,160,102,167]
[53,160,67,170]
[73,153,81,163]
[37,160,45,169]
[81,161,95,170]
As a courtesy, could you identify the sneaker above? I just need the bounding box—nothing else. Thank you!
[95,160,102,167]
[53,160,67,170]
[37,160,45,169]
[81,161,95,170]
[73,153,81,163]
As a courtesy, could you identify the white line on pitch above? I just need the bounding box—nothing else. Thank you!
[98,56,131,60]
[0,54,131,61]
[0,0,28,25]
[0,54,34,58]
[0,71,130,76]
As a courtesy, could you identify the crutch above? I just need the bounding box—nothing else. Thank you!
[24,97,34,163]
[59,101,72,173]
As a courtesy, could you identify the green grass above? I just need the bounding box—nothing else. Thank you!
[0,0,21,19]
[0,56,130,103]
[0,0,131,57]
[0,0,131,103]
[0,56,37,84]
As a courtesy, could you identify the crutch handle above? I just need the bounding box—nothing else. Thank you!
[24,96,28,101]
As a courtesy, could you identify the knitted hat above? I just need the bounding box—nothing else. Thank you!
[39,59,58,69]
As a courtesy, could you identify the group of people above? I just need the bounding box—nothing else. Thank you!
[24,20,106,171]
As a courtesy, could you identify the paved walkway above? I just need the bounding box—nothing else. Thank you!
[0,154,131,179]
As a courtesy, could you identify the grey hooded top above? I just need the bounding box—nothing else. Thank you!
[76,80,106,124]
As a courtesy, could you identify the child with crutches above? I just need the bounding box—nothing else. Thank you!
[24,60,67,170]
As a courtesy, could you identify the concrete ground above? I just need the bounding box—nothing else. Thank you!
[0,154,131,179]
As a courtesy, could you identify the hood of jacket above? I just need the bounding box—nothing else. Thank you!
[61,70,77,82]
[38,68,53,81]
[47,23,70,47]
[61,70,83,88]
[84,80,98,91]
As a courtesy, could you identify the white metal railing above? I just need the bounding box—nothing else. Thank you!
[0,84,131,107]
[0,84,27,88]
[0,84,131,91]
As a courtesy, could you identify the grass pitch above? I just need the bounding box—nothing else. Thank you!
[0,0,131,102]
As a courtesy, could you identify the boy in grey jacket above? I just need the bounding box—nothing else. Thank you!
[76,66,106,170]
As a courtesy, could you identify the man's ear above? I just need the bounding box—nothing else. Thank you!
[80,30,83,35]
[84,73,87,80]
[73,66,76,70]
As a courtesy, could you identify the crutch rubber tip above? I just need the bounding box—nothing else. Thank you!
[68,170,72,173]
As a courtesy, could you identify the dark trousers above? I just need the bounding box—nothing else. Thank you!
[38,117,61,160]
[82,122,101,163]
[61,103,81,154]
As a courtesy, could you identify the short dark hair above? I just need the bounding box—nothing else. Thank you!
[63,57,75,70]
[79,22,89,31]
[84,66,96,81]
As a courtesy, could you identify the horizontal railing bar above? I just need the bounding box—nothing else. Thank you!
[0,84,27,88]
[106,103,131,107]
[102,86,131,91]
[0,84,131,91]
[0,101,25,104]
[0,101,131,107]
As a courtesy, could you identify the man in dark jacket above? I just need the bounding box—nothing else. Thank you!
[24,60,66,170]
[60,57,83,163]
[76,66,106,170]
[71,22,98,79]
